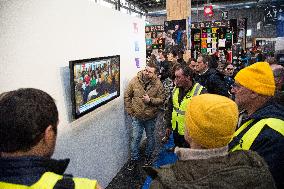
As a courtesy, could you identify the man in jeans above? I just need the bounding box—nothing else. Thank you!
[124,62,165,170]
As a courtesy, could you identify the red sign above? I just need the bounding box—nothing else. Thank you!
[204,5,213,17]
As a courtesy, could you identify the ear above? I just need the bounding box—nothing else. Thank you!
[44,125,56,145]
[250,91,259,100]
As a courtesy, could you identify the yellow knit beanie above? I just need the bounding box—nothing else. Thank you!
[185,94,238,148]
[234,62,275,96]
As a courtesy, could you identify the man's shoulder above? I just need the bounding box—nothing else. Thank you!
[152,77,163,87]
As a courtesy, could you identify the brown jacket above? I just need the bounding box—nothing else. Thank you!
[124,71,165,120]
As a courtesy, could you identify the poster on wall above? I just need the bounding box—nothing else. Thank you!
[133,22,139,33]
[145,25,165,58]
[164,19,187,52]
[264,5,280,25]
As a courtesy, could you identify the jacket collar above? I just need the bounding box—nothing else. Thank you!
[249,97,284,121]
[137,70,158,86]
[0,156,70,178]
[174,146,228,160]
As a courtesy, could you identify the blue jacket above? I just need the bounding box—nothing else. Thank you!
[229,98,284,188]
[0,156,69,186]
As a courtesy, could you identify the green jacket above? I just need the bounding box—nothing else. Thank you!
[147,150,276,189]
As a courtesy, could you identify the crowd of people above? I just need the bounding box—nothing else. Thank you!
[126,47,284,188]
[0,47,283,188]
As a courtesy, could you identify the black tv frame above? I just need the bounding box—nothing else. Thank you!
[69,55,120,119]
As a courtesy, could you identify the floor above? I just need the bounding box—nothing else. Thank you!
[106,111,178,189]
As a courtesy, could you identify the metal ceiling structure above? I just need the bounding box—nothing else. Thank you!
[126,0,284,14]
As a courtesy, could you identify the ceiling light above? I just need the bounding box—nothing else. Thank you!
[156,0,160,2]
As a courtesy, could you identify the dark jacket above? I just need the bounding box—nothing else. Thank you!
[195,68,229,97]
[124,71,165,120]
[159,60,171,82]
[0,156,69,185]
[229,98,284,188]
[146,150,275,189]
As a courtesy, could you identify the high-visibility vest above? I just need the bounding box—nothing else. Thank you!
[171,83,203,135]
[0,172,98,189]
[230,118,284,151]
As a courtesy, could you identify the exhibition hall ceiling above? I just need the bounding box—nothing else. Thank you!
[126,0,284,13]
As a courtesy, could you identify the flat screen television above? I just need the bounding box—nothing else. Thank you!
[69,55,120,119]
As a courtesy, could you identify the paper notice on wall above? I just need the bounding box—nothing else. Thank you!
[145,32,151,39]
[207,48,213,54]
[218,39,226,47]
[212,28,218,33]
[135,58,140,68]
[134,41,139,52]
[133,22,138,33]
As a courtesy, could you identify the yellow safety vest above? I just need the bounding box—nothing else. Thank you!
[171,83,203,135]
[230,118,284,152]
[0,172,98,189]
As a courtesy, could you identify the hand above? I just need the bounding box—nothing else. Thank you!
[142,94,151,103]
[165,128,172,137]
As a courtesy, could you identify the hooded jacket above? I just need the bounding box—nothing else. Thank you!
[124,70,165,120]
[229,98,284,188]
[146,150,275,189]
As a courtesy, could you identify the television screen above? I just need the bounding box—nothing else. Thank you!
[69,55,120,119]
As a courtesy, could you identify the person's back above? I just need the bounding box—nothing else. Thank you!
[146,94,275,189]
[229,62,284,188]
[149,150,274,189]
[0,88,102,189]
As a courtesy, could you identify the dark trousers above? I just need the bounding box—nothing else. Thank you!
[173,131,190,148]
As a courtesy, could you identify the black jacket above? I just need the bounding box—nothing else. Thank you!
[0,156,69,185]
[195,68,229,97]
[229,98,284,188]
[159,60,171,82]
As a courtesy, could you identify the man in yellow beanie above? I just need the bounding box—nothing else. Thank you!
[229,62,284,188]
[145,94,275,188]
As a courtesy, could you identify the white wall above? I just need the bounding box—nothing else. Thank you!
[0,0,146,187]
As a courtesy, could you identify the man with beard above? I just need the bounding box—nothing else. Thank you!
[124,62,165,170]
[164,64,206,148]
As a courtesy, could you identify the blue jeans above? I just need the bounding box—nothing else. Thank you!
[130,117,156,160]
